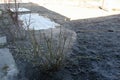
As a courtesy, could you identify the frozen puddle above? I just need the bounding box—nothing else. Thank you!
[19,13,60,30]
[10,8,31,13]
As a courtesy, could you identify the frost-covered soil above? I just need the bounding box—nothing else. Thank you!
[0,3,120,80]
[65,15,120,80]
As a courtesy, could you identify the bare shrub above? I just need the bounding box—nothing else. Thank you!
[25,27,76,72]
[3,0,26,42]
[3,0,76,75]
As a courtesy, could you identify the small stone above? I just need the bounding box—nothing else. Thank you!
[108,30,114,32]
[0,36,7,45]
[0,10,2,16]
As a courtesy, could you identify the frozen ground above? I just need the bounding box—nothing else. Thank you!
[0,2,120,80]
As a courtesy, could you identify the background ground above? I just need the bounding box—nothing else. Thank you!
[0,1,120,80]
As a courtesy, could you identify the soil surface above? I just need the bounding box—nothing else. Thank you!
[0,2,120,80]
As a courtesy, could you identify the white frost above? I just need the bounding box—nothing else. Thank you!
[19,13,60,30]
[10,8,31,13]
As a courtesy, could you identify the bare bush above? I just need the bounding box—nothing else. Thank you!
[3,0,76,74]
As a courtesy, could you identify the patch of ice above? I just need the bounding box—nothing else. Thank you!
[10,8,31,13]
[0,48,18,80]
[19,13,60,30]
